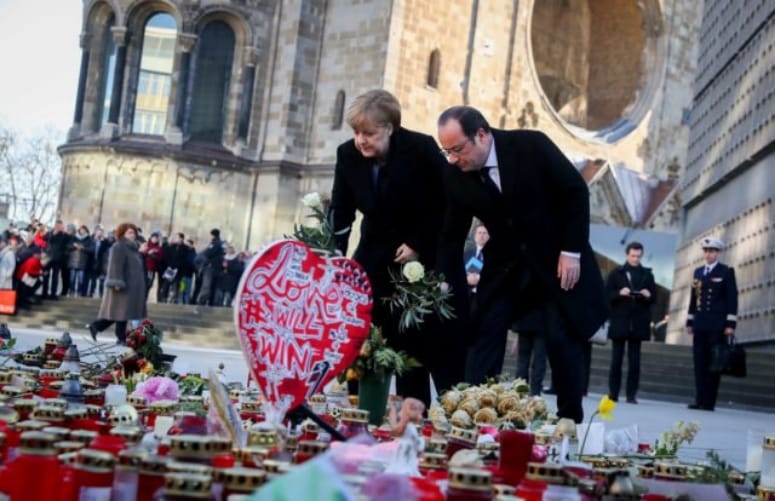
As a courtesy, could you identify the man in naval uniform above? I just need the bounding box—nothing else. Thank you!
[686,237,738,411]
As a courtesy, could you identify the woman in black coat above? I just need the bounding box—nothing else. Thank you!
[606,242,655,403]
[329,89,466,406]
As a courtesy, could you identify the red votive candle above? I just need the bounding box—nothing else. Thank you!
[498,430,534,485]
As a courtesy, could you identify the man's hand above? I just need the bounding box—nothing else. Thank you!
[466,272,480,287]
[687,326,693,336]
[394,243,419,264]
[640,289,651,299]
[620,287,631,296]
[557,254,580,291]
[724,327,734,336]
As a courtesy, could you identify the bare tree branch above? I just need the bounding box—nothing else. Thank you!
[0,123,62,224]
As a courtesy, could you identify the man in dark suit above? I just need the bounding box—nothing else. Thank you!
[435,106,607,423]
[605,241,656,404]
[330,90,467,407]
[686,237,738,411]
[463,222,488,298]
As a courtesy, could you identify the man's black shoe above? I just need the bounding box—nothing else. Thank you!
[688,403,702,410]
[608,395,619,402]
[626,397,638,404]
[543,387,556,395]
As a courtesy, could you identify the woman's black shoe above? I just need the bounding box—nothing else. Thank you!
[87,324,98,342]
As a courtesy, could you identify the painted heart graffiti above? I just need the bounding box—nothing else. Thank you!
[234,240,373,413]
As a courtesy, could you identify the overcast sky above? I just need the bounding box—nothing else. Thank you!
[0,0,82,135]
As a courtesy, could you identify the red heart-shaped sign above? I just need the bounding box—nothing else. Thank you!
[235,240,373,413]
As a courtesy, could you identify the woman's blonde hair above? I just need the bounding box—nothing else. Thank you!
[345,89,401,131]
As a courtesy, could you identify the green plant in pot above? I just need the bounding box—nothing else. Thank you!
[341,324,420,426]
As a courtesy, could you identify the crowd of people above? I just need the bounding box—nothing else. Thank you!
[0,221,250,312]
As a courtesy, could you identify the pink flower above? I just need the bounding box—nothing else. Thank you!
[132,376,179,403]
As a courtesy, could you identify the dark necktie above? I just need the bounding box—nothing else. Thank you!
[476,249,483,262]
[480,166,500,195]
[704,266,711,276]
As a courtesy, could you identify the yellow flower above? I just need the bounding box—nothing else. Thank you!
[597,395,616,420]
[141,361,155,375]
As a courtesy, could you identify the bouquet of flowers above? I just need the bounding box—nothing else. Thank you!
[653,420,701,456]
[342,324,420,381]
[289,192,337,253]
[386,261,455,332]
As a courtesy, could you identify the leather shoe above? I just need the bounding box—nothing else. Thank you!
[688,403,702,410]
[626,397,638,404]
[608,395,619,402]
[86,323,98,342]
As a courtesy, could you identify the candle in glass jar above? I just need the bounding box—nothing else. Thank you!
[762,435,775,488]
[746,429,765,472]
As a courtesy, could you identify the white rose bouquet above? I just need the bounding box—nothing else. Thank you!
[289,192,337,253]
[386,261,455,332]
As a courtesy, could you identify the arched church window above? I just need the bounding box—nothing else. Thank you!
[427,49,441,88]
[189,21,235,143]
[99,16,117,128]
[332,90,345,130]
[132,12,177,135]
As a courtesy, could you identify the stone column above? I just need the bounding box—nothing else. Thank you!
[68,33,92,140]
[165,33,197,145]
[101,27,128,139]
[235,46,259,156]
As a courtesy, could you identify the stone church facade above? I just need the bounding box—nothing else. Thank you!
[60,0,702,250]
[67,0,775,339]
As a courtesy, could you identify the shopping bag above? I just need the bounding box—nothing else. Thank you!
[0,289,17,315]
[589,321,608,345]
[162,267,178,281]
[709,336,746,378]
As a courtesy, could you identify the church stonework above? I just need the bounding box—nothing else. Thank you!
[61,0,700,252]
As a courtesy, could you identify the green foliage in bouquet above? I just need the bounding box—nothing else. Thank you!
[340,324,421,381]
[288,192,338,253]
[385,261,455,332]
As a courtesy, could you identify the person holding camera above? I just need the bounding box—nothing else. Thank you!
[606,241,655,403]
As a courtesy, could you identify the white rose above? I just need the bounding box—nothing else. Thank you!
[402,261,425,283]
[302,192,322,209]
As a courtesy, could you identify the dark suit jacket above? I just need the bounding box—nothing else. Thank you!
[330,127,453,305]
[686,263,738,331]
[606,264,655,340]
[437,129,608,339]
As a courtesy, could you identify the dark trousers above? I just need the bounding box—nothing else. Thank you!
[392,323,466,409]
[157,272,170,303]
[197,267,218,306]
[692,329,724,409]
[464,294,513,384]
[516,331,547,396]
[91,319,128,343]
[49,261,69,296]
[465,297,585,422]
[608,338,642,399]
[544,302,586,423]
